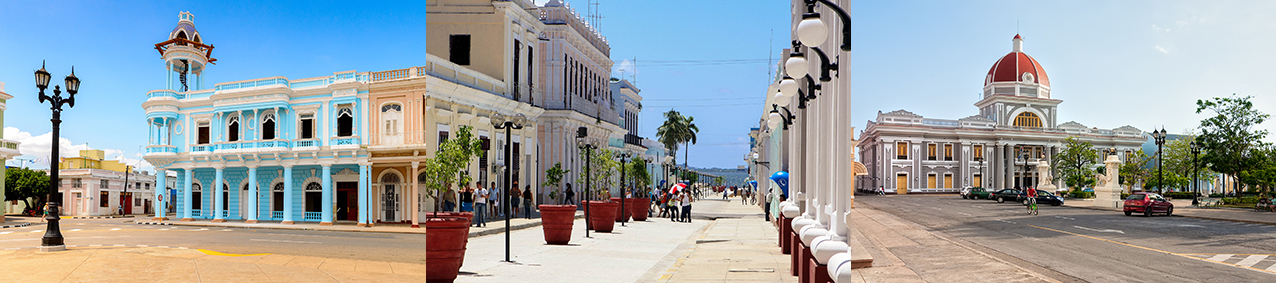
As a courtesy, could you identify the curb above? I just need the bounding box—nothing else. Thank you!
[1,222,31,229]
[71,215,136,219]
[3,244,190,251]
[133,221,173,226]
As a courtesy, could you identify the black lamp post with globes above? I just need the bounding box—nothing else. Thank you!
[35,61,80,252]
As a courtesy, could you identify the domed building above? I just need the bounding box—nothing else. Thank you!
[857,35,1146,194]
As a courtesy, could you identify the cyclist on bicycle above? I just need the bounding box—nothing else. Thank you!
[1026,187,1038,207]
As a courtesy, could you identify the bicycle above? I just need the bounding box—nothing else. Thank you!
[1026,198,1038,215]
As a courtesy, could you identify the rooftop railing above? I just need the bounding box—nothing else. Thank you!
[215,77,291,91]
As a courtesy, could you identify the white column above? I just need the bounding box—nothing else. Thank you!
[181,169,193,221]
[411,162,420,228]
[154,168,168,220]
[321,165,333,225]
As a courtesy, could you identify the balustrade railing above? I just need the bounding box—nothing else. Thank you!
[271,211,283,220]
[146,90,185,99]
[331,136,361,146]
[294,139,319,147]
[215,77,290,91]
[192,209,202,217]
[190,145,213,152]
[146,145,177,154]
[371,68,409,82]
[303,212,322,221]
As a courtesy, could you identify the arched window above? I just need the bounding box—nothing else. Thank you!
[304,182,322,212]
[227,115,240,142]
[272,183,285,213]
[381,103,402,145]
[262,113,276,140]
[1013,112,1042,128]
[191,183,202,210]
[337,107,353,137]
[222,184,230,211]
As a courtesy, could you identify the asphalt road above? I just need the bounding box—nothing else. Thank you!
[0,217,428,264]
[858,195,1276,282]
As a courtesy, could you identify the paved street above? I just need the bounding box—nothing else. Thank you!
[857,194,1276,282]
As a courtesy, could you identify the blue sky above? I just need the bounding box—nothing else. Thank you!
[853,1,1276,148]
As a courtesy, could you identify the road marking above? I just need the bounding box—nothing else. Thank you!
[1173,224,1203,228]
[30,230,42,233]
[1208,254,1235,262]
[1237,255,1268,267]
[0,232,11,235]
[995,219,1018,224]
[1073,226,1124,234]
[198,228,209,231]
[249,238,320,244]
[221,229,233,231]
[957,212,972,216]
[1032,225,1276,276]
[930,207,942,210]
[113,244,125,247]
[110,228,121,231]
[1052,216,1076,221]
[197,248,271,256]
[160,228,170,231]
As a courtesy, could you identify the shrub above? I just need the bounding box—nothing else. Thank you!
[1070,191,1095,199]
[1221,197,1260,205]
[1163,192,1197,200]
[1121,193,1130,200]
[1209,193,1224,198]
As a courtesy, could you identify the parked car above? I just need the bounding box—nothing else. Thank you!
[1016,189,1064,206]
[991,189,1022,203]
[963,187,990,200]
[1124,192,1173,216]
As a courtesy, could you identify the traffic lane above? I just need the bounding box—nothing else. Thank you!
[874,196,1276,256]
[0,220,430,263]
[893,196,1276,255]
[859,196,1276,282]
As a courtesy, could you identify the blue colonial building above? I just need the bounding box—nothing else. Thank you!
[144,12,373,226]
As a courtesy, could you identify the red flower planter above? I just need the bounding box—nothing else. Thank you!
[609,197,633,222]
[539,204,577,245]
[630,198,651,221]
[588,201,618,232]
[425,217,470,283]
[427,212,473,222]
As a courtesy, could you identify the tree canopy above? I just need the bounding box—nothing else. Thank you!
[421,125,484,210]
[5,167,50,213]
[1195,95,1269,185]
[1053,136,1098,190]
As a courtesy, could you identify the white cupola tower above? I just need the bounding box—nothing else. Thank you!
[155,12,216,92]
[1012,34,1023,52]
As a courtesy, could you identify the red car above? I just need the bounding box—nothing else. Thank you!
[1123,192,1174,217]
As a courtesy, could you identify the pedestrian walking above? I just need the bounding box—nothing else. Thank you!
[490,182,500,217]
[523,185,533,219]
[669,191,680,221]
[565,183,576,205]
[475,182,489,227]
[680,190,693,223]
[443,186,457,212]
[510,181,522,217]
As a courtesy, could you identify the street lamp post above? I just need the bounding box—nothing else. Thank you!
[35,61,80,252]
[576,127,597,238]
[1190,140,1201,206]
[490,112,526,263]
[618,151,632,227]
[1153,128,1167,194]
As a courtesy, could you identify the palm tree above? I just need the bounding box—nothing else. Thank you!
[657,110,686,177]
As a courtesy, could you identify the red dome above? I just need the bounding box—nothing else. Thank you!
[986,35,1048,87]
[986,52,1048,87]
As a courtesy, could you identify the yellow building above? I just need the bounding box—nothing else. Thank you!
[60,149,129,172]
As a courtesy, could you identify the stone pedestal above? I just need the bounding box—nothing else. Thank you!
[1093,155,1123,209]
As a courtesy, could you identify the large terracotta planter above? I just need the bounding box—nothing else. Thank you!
[609,197,633,222]
[427,212,473,222]
[588,201,618,232]
[539,204,577,245]
[425,217,470,283]
[631,198,651,221]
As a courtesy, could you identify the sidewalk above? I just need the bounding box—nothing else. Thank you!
[0,245,429,282]
[1063,198,1276,225]
[656,198,1057,283]
[130,210,579,237]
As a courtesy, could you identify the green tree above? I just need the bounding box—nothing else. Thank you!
[541,162,570,204]
[656,110,699,178]
[1196,95,1270,194]
[625,160,650,195]
[579,148,618,201]
[1161,134,1216,192]
[1052,136,1098,190]
[1120,149,1152,193]
[1238,145,1276,192]
[421,125,484,212]
[5,167,50,214]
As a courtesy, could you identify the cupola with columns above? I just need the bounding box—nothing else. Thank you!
[155,11,216,92]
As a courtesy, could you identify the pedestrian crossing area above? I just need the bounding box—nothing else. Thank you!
[1183,254,1276,272]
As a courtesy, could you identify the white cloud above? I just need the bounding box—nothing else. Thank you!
[3,126,152,171]
[1155,45,1169,54]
